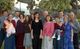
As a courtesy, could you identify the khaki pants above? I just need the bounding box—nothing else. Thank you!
[42,36,53,49]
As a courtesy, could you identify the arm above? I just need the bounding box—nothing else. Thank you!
[40,20,43,39]
[0,17,2,30]
[71,29,73,42]
[31,29,34,39]
[76,20,80,32]
[71,20,80,32]
[50,22,55,38]
[31,21,34,39]
[16,20,19,33]
[29,24,31,31]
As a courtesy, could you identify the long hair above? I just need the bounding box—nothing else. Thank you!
[24,15,31,24]
[34,12,40,20]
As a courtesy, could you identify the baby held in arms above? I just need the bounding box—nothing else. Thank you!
[4,20,15,37]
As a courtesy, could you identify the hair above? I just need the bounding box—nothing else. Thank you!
[25,15,30,22]
[19,14,25,19]
[24,15,32,24]
[8,14,13,16]
[34,12,40,20]
[58,10,63,12]
[2,10,8,14]
[6,14,13,22]
[15,11,20,13]
[45,15,53,22]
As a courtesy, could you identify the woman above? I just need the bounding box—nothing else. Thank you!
[42,15,54,49]
[63,15,74,49]
[23,15,32,49]
[16,14,25,49]
[31,12,43,49]
[4,14,16,49]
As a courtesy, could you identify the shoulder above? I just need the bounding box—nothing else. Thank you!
[0,16,3,19]
[39,20,42,23]
[17,20,20,23]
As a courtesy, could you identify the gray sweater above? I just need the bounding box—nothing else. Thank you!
[71,19,80,33]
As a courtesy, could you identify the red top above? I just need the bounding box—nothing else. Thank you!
[42,22,55,37]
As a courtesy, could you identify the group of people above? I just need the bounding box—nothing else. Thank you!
[0,10,80,49]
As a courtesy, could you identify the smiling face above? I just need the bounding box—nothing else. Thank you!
[59,11,64,18]
[46,15,52,22]
[3,11,8,17]
[69,12,75,21]
[19,14,24,19]
[8,14,13,21]
[25,16,29,22]
[35,14,39,18]
[34,12,40,20]
[43,11,48,17]
[15,12,20,17]
[64,15,68,23]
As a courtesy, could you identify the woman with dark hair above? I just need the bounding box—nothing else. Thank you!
[31,12,43,49]
[16,14,25,49]
[42,15,54,49]
[23,15,32,49]
[4,14,16,49]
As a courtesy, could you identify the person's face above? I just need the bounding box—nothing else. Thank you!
[35,14,39,18]
[3,11,8,16]
[20,15,24,19]
[59,11,64,18]
[69,12,75,21]
[8,14,13,21]
[43,11,48,17]
[15,12,20,17]
[46,16,51,21]
[70,15,75,21]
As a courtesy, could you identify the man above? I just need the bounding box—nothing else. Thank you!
[0,10,8,48]
[41,11,49,24]
[58,11,64,23]
[69,12,80,49]
[13,11,20,24]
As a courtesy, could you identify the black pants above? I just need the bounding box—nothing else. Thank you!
[0,29,6,48]
[32,37,42,49]
[73,33,79,49]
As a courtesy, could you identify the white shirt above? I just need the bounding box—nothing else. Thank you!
[6,23,16,37]
[13,17,19,23]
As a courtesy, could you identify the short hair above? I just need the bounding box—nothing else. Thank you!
[2,10,8,14]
